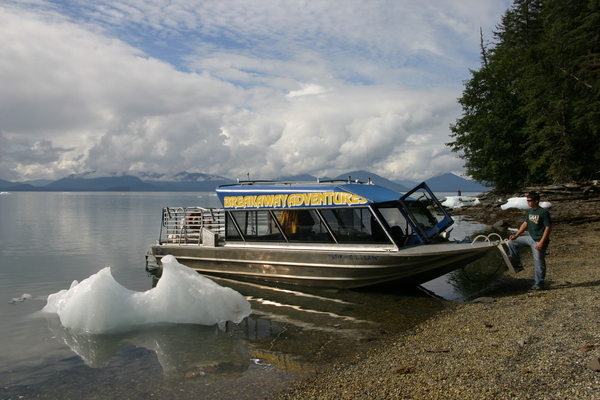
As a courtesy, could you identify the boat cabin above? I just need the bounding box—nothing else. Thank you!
[158,181,454,249]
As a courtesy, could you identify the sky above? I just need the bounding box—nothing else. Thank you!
[0,0,512,182]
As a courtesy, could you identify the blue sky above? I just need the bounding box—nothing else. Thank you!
[0,0,512,182]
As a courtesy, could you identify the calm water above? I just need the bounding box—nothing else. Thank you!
[0,191,500,399]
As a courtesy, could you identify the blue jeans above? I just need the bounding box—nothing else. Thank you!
[508,235,549,288]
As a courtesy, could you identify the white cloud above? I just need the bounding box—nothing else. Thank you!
[286,83,331,100]
[0,0,511,182]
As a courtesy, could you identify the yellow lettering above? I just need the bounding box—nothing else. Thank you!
[302,193,311,206]
[277,194,288,207]
[313,193,323,206]
[223,191,367,209]
[263,195,274,207]
[287,194,299,207]
[324,192,333,205]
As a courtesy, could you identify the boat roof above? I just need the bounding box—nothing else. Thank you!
[216,181,404,210]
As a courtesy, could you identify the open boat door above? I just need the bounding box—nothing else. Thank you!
[398,182,454,244]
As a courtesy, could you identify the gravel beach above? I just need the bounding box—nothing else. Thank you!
[272,197,600,400]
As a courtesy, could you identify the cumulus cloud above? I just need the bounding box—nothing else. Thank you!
[0,0,511,182]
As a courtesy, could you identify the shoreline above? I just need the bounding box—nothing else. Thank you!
[272,211,600,399]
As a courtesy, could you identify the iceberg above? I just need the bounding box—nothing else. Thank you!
[42,255,252,334]
[442,196,479,209]
[500,197,552,210]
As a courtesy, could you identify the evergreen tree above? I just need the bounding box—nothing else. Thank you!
[449,0,543,188]
[448,0,599,188]
[521,0,600,182]
[448,50,527,188]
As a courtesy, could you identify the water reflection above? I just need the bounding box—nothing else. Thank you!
[44,313,251,382]
[421,221,509,299]
[423,250,507,300]
[39,275,426,385]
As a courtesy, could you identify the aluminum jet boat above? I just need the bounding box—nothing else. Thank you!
[146,180,501,289]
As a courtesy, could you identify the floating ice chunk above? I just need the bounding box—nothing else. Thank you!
[442,196,459,208]
[500,197,552,210]
[442,196,478,209]
[9,293,35,304]
[42,255,252,334]
[500,197,527,210]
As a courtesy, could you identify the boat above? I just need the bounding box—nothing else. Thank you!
[146,179,503,289]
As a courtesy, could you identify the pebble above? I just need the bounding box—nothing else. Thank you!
[471,297,495,303]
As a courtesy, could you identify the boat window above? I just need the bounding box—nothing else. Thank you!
[225,212,243,240]
[320,207,392,244]
[226,210,285,242]
[405,199,439,231]
[376,205,411,246]
[399,183,453,242]
[403,188,445,231]
[272,209,334,243]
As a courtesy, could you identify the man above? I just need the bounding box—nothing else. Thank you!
[508,192,552,290]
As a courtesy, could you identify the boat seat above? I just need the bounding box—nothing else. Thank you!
[391,226,408,247]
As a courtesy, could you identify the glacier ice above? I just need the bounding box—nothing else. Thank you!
[500,197,552,210]
[42,255,252,333]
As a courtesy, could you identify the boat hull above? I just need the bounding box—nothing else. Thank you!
[150,242,498,289]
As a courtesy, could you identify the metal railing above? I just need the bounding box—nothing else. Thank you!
[159,207,226,245]
[471,233,516,273]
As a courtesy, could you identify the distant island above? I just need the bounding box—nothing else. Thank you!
[0,170,490,193]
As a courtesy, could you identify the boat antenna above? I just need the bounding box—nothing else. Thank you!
[247,172,250,180]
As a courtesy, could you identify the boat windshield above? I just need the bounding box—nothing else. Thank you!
[399,183,453,243]
[375,205,412,246]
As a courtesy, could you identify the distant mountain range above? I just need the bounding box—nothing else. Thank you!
[0,170,490,193]
[423,173,491,192]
